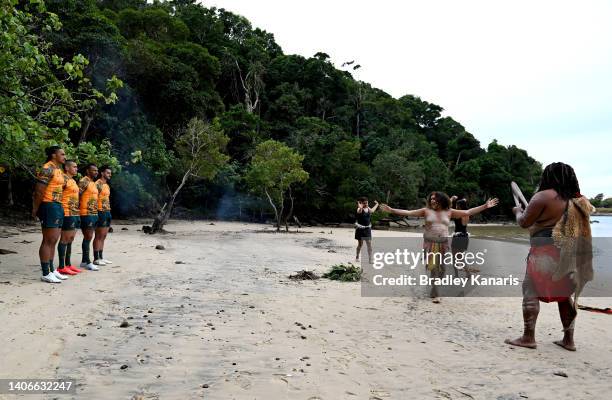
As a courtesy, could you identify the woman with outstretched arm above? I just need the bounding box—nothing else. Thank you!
[380,192,499,303]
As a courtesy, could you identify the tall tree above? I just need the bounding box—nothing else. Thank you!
[150,117,229,233]
[245,140,309,231]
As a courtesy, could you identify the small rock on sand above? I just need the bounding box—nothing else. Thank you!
[155,245,165,250]
[119,320,130,328]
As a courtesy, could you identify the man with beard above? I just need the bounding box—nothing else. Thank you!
[32,146,68,283]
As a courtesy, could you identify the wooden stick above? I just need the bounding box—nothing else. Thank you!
[511,181,528,208]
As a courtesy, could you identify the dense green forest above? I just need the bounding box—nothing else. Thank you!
[1,0,543,223]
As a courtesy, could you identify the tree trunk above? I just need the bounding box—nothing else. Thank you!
[7,171,14,207]
[150,170,190,234]
[277,191,284,232]
[284,186,294,232]
[78,113,93,144]
[454,151,462,170]
[264,188,280,231]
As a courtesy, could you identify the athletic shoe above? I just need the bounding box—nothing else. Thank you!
[93,259,106,266]
[42,273,61,283]
[101,259,113,264]
[80,262,99,271]
[67,265,82,273]
[53,270,68,280]
[57,267,77,276]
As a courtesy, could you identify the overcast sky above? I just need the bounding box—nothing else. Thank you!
[206,0,612,197]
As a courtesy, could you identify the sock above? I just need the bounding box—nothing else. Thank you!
[65,243,72,266]
[41,261,50,276]
[58,243,67,268]
[94,250,101,261]
[82,239,91,263]
[49,259,55,272]
[100,249,104,260]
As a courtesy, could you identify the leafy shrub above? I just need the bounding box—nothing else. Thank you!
[323,263,362,282]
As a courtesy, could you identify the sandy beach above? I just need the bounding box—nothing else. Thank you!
[0,220,611,400]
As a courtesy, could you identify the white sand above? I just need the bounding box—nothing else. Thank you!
[0,220,611,399]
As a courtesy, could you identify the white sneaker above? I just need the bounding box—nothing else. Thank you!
[80,262,99,271]
[42,273,61,283]
[93,259,106,266]
[101,259,113,264]
[53,270,68,280]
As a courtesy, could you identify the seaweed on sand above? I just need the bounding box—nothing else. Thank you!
[289,270,320,280]
[322,263,362,282]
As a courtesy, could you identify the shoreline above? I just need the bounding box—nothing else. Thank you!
[0,220,611,399]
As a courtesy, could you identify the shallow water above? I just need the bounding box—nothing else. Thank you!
[391,215,612,240]
[591,215,612,237]
[469,215,612,239]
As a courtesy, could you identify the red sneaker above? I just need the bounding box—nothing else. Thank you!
[67,265,82,273]
[57,267,78,275]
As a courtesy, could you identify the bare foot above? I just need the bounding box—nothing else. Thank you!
[505,337,537,349]
[553,340,576,351]
[432,297,441,304]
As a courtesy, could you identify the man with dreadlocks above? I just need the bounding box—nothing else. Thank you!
[505,162,594,351]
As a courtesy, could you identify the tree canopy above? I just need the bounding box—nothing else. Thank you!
[1,0,542,222]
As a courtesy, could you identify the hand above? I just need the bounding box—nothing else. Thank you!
[380,204,392,213]
[31,209,38,220]
[485,198,499,208]
[373,200,379,206]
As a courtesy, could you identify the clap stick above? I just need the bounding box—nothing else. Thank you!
[511,181,529,208]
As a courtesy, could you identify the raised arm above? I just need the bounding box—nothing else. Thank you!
[513,192,545,228]
[451,198,499,219]
[370,200,380,212]
[380,204,426,218]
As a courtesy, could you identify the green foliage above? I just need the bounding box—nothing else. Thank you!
[219,104,263,164]
[117,7,189,41]
[372,148,423,205]
[0,0,121,177]
[69,139,120,170]
[245,139,309,203]
[3,0,544,221]
[110,170,157,215]
[322,263,362,282]
[590,195,612,209]
[590,193,604,208]
[175,117,229,180]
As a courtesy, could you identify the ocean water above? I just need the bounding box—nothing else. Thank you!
[591,215,612,237]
